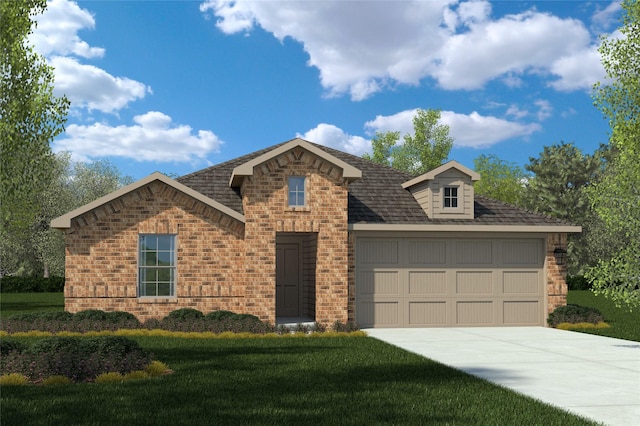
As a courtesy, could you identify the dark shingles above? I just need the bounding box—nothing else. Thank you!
[177,140,571,227]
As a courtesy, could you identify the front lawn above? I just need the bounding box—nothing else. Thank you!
[1,335,595,425]
[0,293,64,319]
[567,290,640,341]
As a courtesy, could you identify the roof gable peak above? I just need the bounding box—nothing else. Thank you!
[402,160,480,189]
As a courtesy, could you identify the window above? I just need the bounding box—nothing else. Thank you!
[443,186,458,208]
[288,176,306,207]
[139,235,176,297]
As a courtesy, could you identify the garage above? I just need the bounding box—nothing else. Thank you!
[356,235,546,328]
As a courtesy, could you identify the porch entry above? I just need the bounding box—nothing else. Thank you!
[275,233,317,323]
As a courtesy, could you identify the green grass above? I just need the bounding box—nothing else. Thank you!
[567,290,640,341]
[0,293,64,319]
[1,336,596,425]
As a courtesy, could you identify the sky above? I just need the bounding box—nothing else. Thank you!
[30,0,623,181]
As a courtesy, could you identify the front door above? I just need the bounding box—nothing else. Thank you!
[276,242,302,317]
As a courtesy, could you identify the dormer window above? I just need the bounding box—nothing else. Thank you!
[288,176,306,207]
[443,186,458,208]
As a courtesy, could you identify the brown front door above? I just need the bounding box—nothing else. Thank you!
[276,242,302,317]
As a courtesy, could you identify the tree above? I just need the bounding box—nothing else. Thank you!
[587,0,640,308]
[521,143,608,275]
[472,154,528,206]
[0,153,134,277]
[363,109,453,175]
[0,0,69,273]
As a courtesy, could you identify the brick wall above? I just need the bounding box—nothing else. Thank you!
[546,233,569,318]
[240,147,350,326]
[63,180,246,322]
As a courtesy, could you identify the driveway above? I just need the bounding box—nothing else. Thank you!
[366,327,640,426]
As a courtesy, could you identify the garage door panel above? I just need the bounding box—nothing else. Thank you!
[409,301,447,325]
[456,301,494,324]
[407,240,447,265]
[359,240,399,265]
[456,271,493,294]
[408,271,447,295]
[503,301,540,324]
[358,271,399,295]
[456,241,493,265]
[359,301,399,327]
[503,271,542,294]
[502,241,542,266]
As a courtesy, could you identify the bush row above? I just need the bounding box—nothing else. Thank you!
[1,308,359,334]
[0,276,65,293]
[0,336,151,383]
[547,304,605,327]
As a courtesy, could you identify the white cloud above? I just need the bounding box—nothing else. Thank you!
[534,99,553,121]
[298,124,370,156]
[49,56,149,113]
[548,43,606,91]
[505,105,529,120]
[53,112,223,163]
[202,0,603,98]
[365,109,540,149]
[31,0,104,58]
[591,1,622,31]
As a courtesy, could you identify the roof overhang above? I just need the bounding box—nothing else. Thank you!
[51,172,245,229]
[402,160,480,189]
[230,138,362,187]
[348,223,582,233]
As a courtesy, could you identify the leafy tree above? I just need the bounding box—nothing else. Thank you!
[1,153,134,277]
[472,154,528,206]
[364,109,453,175]
[521,143,607,275]
[0,0,69,273]
[587,0,640,308]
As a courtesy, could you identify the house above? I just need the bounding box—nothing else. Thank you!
[51,138,580,328]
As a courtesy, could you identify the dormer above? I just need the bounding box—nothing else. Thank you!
[402,160,480,220]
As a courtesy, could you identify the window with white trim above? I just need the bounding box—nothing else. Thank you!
[139,235,176,297]
[443,186,458,208]
[288,176,306,207]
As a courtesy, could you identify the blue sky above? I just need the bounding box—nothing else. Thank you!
[31,0,622,180]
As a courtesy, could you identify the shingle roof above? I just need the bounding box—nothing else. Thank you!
[178,140,570,227]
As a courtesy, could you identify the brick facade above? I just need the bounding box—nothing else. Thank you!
[240,147,350,325]
[64,181,246,322]
[546,233,569,317]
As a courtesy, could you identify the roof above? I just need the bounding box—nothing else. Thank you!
[402,160,480,189]
[178,139,580,232]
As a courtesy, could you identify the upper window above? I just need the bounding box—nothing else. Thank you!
[288,176,306,207]
[139,235,176,297]
[443,186,458,208]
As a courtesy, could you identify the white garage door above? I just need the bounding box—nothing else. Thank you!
[356,237,545,327]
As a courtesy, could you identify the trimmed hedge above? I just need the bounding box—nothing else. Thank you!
[0,336,151,383]
[0,276,65,293]
[547,304,605,327]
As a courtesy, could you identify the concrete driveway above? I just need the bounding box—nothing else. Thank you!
[365,327,640,426]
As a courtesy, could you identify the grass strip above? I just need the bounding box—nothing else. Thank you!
[1,336,596,425]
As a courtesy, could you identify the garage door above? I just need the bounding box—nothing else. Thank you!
[356,237,545,327]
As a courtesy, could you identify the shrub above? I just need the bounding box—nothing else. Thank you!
[145,360,171,377]
[547,304,605,327]
[0,339,26,356]
[0,276,65,293]
[42,375,72,386]
[164,308,204,321]
[94,372,123,383]
[204,310,236,321]
[0,373,29,385]
[74,310,110,321]
[566,275,592,291]
[1,336,152,383]
[332,321,360,332]
[105,311,139,324]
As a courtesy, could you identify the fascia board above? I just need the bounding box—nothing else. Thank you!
[348,223,582,233]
